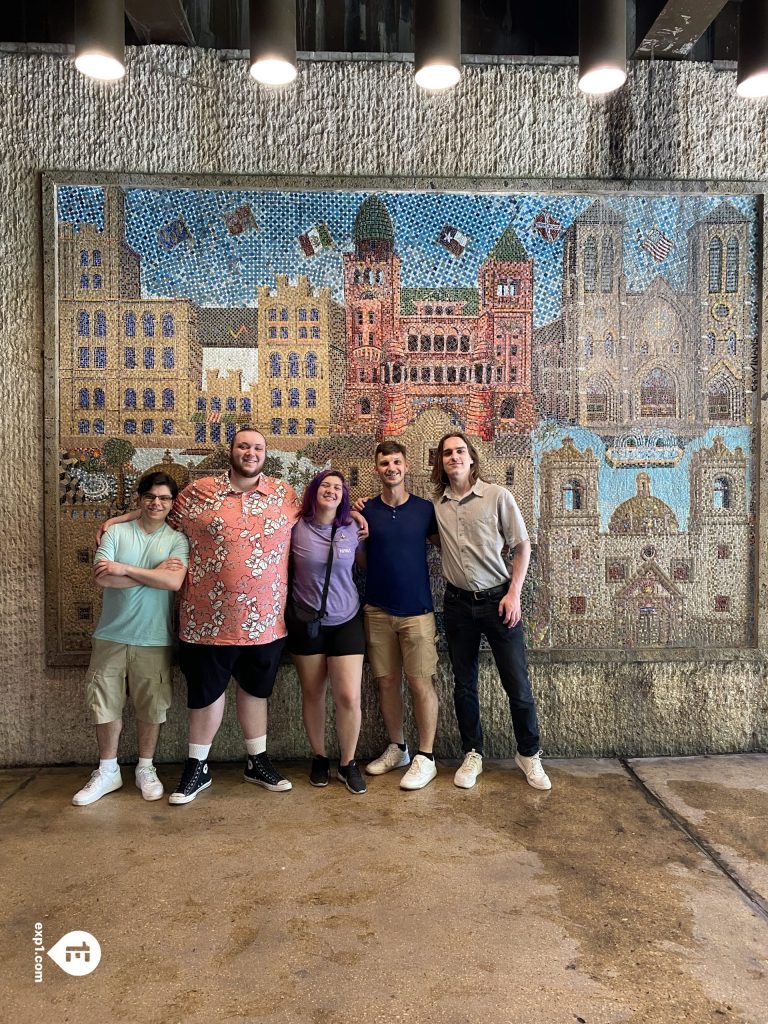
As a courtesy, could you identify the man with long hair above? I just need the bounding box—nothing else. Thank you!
[430,432,551,791]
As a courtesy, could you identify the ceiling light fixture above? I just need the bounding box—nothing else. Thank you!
[74,0,126,81]
[414,0,461,91]
[249,0,297,86]
[578,0,627,95]
[737,0,768,98]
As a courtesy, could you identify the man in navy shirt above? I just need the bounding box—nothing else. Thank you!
[360,441,440,790]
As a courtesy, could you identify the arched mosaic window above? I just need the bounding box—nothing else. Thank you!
[562,479,583,512]
[142,313,155,337]
[708,376,732,420]
[143,388,155,410]
[586,379,608,421]
[584,237,597,292]
[600,237,613,292]
[162,313,174,337]
[162,388,174,410]
[78,311,90,336]
[95,311,106,337]
[726,237,739,292]
[270,353,281,377]
[709,237,723,293]
[306,352,317,377]
[125,389,136,408]
[94,388,105,410]
[124,312,135,337]
[713,476,731,509]
[288,352,299,377]
[289,388,299,407]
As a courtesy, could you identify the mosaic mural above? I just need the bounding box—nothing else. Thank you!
[48,182,759,659]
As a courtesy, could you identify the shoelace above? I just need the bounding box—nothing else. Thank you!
[179,763,202,790]
[85,770,104,789]
[463,753,482,772]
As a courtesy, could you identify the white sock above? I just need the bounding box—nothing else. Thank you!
[99,758,119,774]
[136,757,153,771]
[189,743,211,761]
[245,736,267,756]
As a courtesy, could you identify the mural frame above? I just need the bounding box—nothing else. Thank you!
[42,171,768,667]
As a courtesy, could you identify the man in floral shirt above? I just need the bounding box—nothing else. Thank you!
[166,428,301,803]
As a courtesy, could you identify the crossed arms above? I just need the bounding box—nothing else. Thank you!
[94,557,187,591]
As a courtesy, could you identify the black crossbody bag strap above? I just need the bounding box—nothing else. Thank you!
[317,525,337,620]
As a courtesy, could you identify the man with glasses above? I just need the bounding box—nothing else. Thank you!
[73,472,189,806]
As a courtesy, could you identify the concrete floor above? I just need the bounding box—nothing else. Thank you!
[2,755,767,1024]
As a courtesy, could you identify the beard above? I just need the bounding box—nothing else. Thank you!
[231,458,263,477]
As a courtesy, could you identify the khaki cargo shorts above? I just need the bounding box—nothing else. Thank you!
[85,639,173,725]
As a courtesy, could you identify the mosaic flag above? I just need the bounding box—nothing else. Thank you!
[436,223,469,258]
[532,210,562,242]
[157,215,193,252]
[636,226,674,262]
[223,203,259,236]
[298,221,334,256]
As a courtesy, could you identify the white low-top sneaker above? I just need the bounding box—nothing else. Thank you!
[400,754,437,791]
[453,751,483,789]
[514,750,552,791]
[366,742,410,776]
[72,768,123,806]
[135,765,164,801]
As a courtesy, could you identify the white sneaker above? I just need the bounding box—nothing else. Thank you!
[515,750,552,791]
[72,767,123,806]
[400,754,437,791]
[366,743,410,776]
[135,765,164,801]
[454,751,483,789]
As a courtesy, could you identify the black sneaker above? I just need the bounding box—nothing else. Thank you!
[168,758,211,805]
[337,760,367,795]
[309,755,330,787]
[244,752,292,792]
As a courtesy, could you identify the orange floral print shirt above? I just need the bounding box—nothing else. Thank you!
[169,473,301,646]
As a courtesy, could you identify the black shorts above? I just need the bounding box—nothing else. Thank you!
[286,609,366,658]
[178,638,286,709]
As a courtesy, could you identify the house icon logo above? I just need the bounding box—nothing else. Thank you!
[47,931,101,976]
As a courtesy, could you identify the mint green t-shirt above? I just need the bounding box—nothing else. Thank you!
[93,521,189,647]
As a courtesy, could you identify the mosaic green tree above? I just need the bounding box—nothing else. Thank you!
[102,437,136,511]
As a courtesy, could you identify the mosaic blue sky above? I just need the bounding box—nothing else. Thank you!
[57,186,759,329]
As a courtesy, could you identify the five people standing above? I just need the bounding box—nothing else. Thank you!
[77,427,550,806]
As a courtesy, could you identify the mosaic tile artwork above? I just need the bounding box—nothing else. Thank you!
[48,182,759,657]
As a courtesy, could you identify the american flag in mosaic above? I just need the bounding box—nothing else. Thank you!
[636,226,674,262]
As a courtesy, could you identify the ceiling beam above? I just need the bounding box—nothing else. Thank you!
[125,0,195,45]
[634,0,730,57]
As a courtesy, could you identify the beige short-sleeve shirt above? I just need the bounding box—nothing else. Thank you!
[434,479,529,592]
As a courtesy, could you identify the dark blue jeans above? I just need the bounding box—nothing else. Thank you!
[444,588,540,757]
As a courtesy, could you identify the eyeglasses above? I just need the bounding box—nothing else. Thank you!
[141,493,174,504]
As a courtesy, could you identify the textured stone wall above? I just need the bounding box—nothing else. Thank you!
[1,48,767,766]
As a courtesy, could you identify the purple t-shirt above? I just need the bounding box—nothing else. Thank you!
[290,518,361,626]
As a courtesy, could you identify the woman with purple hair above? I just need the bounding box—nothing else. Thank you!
[287,469,367,794]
